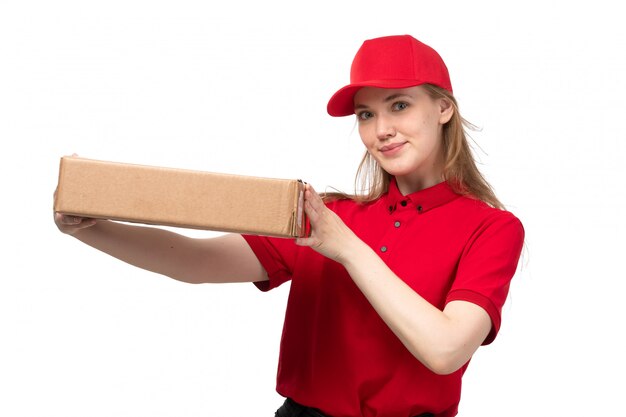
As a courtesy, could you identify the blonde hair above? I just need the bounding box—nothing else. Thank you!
[326,84,504,209]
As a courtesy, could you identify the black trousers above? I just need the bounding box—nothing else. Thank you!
[275,398,434,417]
[275,398,327,417]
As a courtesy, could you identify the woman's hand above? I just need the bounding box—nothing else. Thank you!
[295,184,364,264]
[52,153,98,236]
[53,212,98,236]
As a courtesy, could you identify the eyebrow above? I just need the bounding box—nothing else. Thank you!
[354,93,413,110]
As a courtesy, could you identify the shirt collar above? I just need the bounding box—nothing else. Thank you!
[385,177,461,214]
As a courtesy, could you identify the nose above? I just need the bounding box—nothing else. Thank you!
[376,115,396,140]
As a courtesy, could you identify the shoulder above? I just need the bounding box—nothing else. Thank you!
[457,195,522,225]
[454,196,525,251]
[446,195,525,246]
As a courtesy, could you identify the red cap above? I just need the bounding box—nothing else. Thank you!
[327,35,453,117]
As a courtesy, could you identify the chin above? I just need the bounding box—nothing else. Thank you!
[381,164,421,178]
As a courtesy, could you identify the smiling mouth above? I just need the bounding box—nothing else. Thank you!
[379,142,406,152]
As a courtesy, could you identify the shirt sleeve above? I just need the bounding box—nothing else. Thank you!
[241,234,299,292]
[446,211,525,345]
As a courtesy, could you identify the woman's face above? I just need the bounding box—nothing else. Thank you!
[353,86,453,194]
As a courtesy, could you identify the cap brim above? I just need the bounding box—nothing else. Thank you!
[326,80,426,117]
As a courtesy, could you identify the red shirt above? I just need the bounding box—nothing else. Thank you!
[242,179,524,417]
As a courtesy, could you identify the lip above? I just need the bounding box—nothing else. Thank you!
[379,142,407,154]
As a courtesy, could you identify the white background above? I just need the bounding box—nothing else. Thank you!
[1,0,624,416]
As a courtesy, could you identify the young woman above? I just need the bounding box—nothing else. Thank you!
[54,35,524,417]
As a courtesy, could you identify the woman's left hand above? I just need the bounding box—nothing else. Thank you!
[295,184,363,264]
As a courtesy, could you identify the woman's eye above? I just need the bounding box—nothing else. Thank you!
[357,111,373,121]
[392,102,408,111]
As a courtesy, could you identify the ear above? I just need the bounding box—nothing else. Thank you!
[438,98,454,124]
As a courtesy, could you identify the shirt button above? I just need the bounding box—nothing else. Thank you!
[417,205,423,212]
[380,246,388,253]
[400,201,408,207]
[394,221,401,228]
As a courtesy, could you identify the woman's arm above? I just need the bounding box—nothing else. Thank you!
[341,242,491,375]
[54,213,267,285]
[296,185,491,375]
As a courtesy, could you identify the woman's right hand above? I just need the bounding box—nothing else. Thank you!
[54,212,98,236]
[53,180,98,235]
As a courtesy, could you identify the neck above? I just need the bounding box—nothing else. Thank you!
[395,171,444,195]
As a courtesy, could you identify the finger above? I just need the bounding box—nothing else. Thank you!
[305,185,324,208]
[58,213,94,226]
[81,218,97,227]
[304,186,327,222]
[60,214,82,225]
[295,237,309,246]
[54,212,70,224]
[303,197,322,225]
[302,185,317,217]
[296,236,319,248]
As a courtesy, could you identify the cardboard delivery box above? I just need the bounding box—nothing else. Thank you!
[54,156,309,238]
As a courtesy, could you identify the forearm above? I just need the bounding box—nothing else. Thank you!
[71,220,188,277]
[71,221,266,284]
[341,241,489,374]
